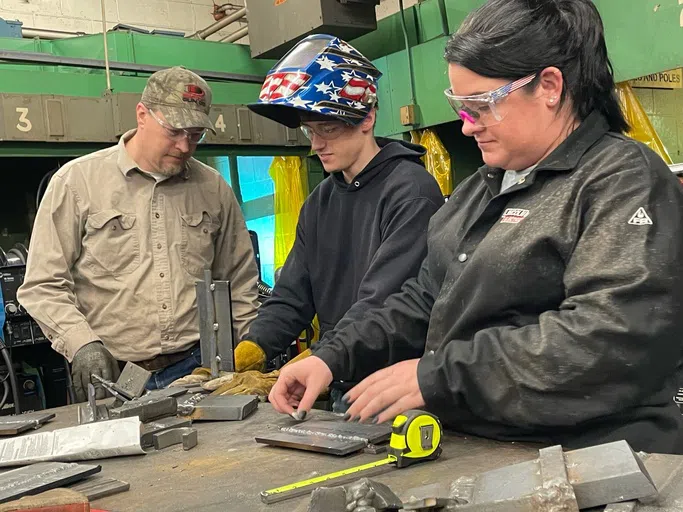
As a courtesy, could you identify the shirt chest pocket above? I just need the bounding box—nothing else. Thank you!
[181,211,220,277]
[83,210,140,276]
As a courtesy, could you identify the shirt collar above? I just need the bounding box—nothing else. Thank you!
[116,129,191,180]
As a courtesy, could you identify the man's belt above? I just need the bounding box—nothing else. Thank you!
[135,343,199,372]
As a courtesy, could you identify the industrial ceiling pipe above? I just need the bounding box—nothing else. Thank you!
[191,7,247,40]
[220,26,248,43]
[22,27,86,39]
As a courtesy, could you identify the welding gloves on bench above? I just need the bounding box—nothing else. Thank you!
[168,342,313,397]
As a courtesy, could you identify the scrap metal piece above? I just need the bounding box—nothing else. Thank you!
[68,476,130,500]
[140,416,193,448]
[184,394,258,421]
[0,462,101,504]
[144,387,189,400]
[345,478,402,511]
[152,427,197,450]
[114,362,152,400]
[408,440,654,511]
[109,395,177,422]
[565,441,657,509]
[77,383,110,424]
[91,374,131,403]
[0,412,55,436]
[308,486,346,512]
[182,428,198,450]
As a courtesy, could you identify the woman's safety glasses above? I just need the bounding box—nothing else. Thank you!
[444,74,536,127]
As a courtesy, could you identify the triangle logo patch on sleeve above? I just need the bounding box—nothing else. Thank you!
[628,207,653,226]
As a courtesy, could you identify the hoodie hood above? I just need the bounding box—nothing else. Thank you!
[331,138,427,191]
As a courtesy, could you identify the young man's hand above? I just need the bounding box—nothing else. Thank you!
[268,356,333,419]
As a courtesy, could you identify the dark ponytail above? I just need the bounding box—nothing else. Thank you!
[444,0,629,134]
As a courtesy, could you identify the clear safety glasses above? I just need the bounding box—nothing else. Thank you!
[145,106,208,144]
[444,74,537,127]
[300,122,350,141]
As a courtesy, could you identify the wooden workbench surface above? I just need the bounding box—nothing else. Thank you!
[20,401,541,511]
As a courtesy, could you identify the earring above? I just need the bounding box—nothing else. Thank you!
[549,97,557,104]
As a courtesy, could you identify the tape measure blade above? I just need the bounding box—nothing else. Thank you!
[260,459,394,504]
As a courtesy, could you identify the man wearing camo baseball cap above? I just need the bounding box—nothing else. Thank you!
[142,66,216,134]
[18,66,260,402]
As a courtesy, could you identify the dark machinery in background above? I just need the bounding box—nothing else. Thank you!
[0,243,73,414]
[245,0,380,59]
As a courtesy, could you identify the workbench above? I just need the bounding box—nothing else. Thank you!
[13,401,541,511]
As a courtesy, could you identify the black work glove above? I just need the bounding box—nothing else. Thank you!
[71,341,121,402]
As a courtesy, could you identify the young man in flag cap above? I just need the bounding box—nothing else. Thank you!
[201,35,444,409]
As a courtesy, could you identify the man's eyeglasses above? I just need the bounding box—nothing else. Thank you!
[145,105,208,144]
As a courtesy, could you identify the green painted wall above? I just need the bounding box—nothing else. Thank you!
[634,87,683,164]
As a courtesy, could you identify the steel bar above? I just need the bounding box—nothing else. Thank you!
[184,394,257,421]
[0,412,55,435]
[0,462,101,504]
[0,49,264,83]
[69,476,130,500]
[220,26,249,43]
[140,416,192,448]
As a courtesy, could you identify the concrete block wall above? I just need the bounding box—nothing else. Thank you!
[0,0,412,46]
[634,87,683,164]
[0,0,248,42]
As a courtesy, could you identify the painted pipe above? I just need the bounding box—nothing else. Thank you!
[22,27,86,39]
[192,7,247,40]
[220,25,248,43]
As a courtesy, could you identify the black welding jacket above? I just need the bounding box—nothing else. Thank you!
[313,111,683,453]
[245,139,444,360]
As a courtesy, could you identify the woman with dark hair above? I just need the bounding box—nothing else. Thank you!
[269,0,683,453]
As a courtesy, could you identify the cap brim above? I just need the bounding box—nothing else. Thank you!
[157,106,216,134]
[247,103,303,129]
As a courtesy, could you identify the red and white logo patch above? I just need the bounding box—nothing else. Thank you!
[259,72,311,101]
[339,78,376,103]
[500,208,530,224]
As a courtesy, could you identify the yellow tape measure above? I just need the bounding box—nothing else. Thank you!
[260,409,443,504]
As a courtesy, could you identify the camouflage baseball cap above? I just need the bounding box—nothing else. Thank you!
[141,66,216,133]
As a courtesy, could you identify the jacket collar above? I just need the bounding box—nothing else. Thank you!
[478,110,610,194]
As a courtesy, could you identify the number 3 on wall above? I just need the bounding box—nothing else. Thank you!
[16,107,32,132]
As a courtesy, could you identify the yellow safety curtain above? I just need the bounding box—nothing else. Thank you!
[268,156,320,345]
[616,83,673,164]
[411,129,453,196]
[269,156,308,270]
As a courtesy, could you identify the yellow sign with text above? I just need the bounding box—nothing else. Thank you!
[630,69,682,89]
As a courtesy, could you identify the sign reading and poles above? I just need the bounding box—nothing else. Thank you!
[630,68,683,89]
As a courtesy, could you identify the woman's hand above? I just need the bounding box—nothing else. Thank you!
[343,359,426,424]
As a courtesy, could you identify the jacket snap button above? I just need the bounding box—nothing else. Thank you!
[519,177,526,184]
[487,173,494,178]
[354,181,360,187]
[458,253,468,262]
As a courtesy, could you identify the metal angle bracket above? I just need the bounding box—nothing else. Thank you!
[196,269,235,377]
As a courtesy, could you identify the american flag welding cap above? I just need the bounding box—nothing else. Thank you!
[247,34,382,129]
